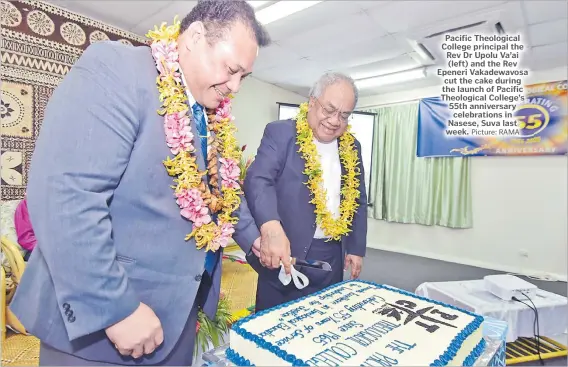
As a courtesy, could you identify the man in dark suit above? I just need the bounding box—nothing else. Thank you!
[244,72,368,312]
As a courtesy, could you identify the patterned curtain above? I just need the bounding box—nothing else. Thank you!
[1,0,148,200]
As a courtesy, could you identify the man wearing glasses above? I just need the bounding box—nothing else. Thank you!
[244,72,367,311]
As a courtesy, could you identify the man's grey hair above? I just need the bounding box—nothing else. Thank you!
[309,72,359,107]
[180,0,271,47]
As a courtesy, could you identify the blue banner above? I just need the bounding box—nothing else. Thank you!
[416,80,568,157]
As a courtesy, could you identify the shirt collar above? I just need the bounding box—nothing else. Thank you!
[180,68,197,108]
[180,68,208,124]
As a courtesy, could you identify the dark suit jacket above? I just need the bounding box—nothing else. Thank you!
[244,119,367,273]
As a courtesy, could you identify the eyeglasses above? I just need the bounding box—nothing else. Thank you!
[315,98,353,123]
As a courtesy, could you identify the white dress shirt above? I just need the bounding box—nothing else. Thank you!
[180,69,209,132]
[313,138,342,239]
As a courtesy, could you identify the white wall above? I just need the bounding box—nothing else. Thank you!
[359,67,568,281]
[231,77,306,156]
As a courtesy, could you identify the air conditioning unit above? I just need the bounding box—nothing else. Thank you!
[401,2,528,67]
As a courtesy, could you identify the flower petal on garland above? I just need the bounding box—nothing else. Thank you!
[177,188,212,227]
[210,222,235,251]
[151,40,180,81]
[219,158,241,189]
[165,111,194,155]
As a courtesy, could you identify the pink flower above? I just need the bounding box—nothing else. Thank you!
[219,158,241,188]
[176,188,211,227]
[215,97,232,120]
[210,223,235,251]
[164,112,194,154]
[165,110,189,132]
[151,40,180,76]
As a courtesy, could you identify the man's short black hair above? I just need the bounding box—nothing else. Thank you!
[180,0,271,47]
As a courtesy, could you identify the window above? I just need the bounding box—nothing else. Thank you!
[277,103,300,120]
[277,103,376,198]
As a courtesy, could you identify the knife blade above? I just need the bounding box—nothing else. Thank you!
[291,257,332,271]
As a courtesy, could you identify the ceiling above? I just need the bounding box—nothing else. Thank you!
[46,0,568,97]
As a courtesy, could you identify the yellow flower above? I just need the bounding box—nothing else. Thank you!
[145,17,181,42]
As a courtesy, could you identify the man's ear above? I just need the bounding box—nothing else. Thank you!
[308,97,315,108]
[184,21,206,51]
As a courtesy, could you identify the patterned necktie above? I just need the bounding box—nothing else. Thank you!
[192,102,208,161]
[191,102,219,275]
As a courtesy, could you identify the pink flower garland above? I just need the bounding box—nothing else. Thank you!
[151,38,242,251]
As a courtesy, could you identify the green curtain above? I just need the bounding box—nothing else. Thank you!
[365,102,473,228]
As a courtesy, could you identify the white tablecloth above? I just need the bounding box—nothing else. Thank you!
[415,280,568,342]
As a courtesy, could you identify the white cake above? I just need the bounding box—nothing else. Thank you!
[227,280,485,366]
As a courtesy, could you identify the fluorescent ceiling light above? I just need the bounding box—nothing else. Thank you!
[412,41,432,62]
[355,68,427,89]
[247,1,271,9]
[255,1,322,25]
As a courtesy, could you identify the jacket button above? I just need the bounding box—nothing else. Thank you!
[68,316,76,323]
[194,274,202,281]
[64,309,73,317]
[62,303,70,311]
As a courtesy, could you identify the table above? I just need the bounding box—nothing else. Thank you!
[199,317,509,366]
[415,280,568,342]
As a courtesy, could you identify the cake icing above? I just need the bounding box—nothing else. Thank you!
[227,280,485,366]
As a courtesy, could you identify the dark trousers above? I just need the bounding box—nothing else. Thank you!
[254,238,343,312]
[39,277,211,366]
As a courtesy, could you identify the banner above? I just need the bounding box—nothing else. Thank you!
[416,80,568,157]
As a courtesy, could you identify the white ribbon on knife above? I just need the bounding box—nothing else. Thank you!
[278,261,309,289]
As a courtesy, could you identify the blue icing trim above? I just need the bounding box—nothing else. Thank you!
[231,279,485,366]
[463,338,486,366]
[226,347,254,366]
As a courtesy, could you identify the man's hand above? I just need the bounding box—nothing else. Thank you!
[344,254,363,279]
[105,303,164,359]
[251,237,261,257]
[260,221,292,275]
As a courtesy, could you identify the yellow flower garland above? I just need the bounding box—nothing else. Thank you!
[147,18,243,252]
[295,102,361,241]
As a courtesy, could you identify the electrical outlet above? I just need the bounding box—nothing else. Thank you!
[518,249,529,258]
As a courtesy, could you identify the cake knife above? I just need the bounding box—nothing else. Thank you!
[291,257,332,271]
